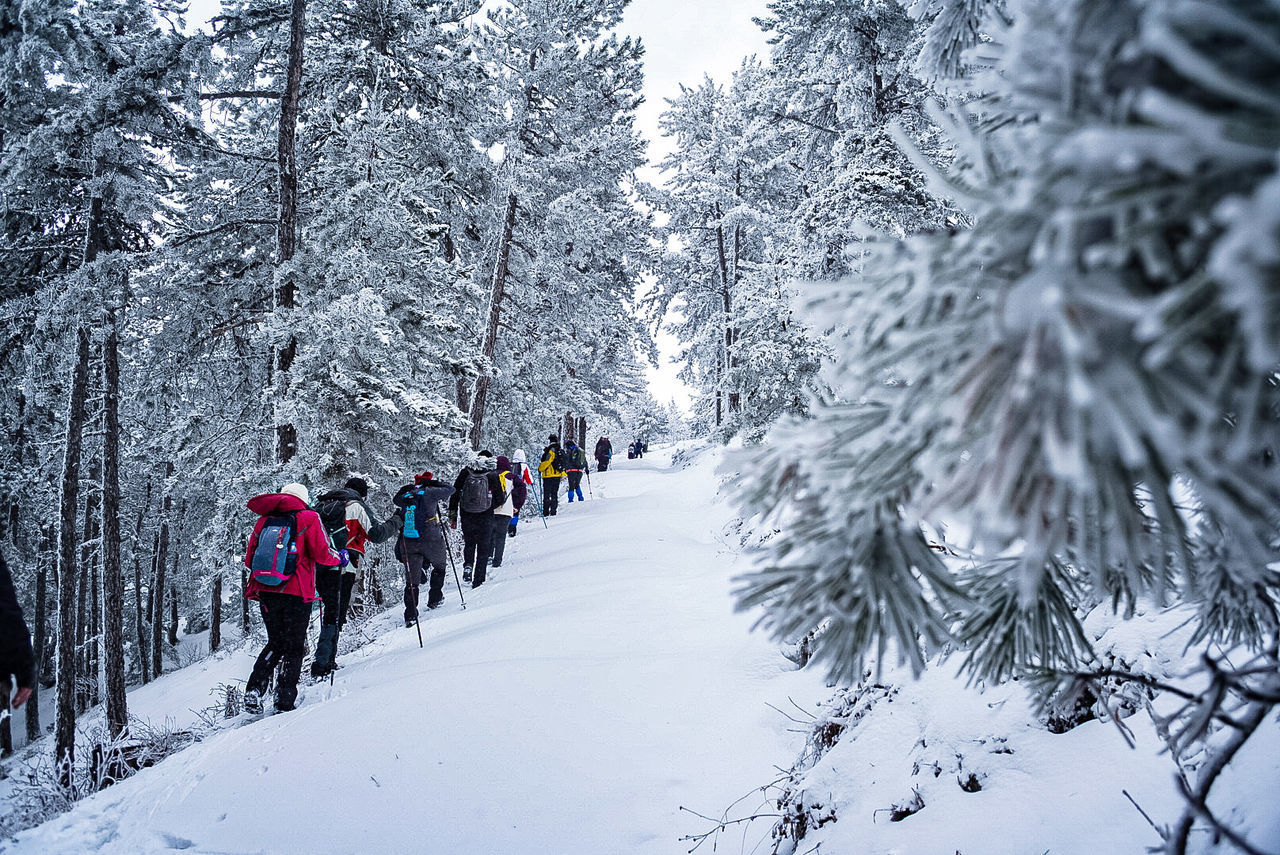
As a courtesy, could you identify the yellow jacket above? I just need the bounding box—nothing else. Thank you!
[538,446,566,478]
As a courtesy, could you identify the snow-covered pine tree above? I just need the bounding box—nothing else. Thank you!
[466,0,655,454]
[736,0,1280,699]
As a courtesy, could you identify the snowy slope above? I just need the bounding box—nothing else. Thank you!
[1,445,830,855]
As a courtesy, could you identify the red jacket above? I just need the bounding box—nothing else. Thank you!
[243,493,337,603]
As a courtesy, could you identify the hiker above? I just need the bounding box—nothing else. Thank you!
[243,483,340,714]
[538,434,567,516]
[488,455,527,568]
[0,550,34,715]
[627,442,636,460]
[311,477,400,678]
[633,438,644,459]
[594,436,612,472]
[565,440,588,503]
[448,451,507,588]
[394,473,455,626]
[508,449,535,538]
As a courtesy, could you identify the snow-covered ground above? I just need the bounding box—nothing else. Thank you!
[4,444,1274,854]
[0,445,829,854]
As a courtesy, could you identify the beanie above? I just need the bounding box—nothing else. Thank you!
[280,483,309,504]
[414,471,434,485]
[513,449,527,464]
[344,477,369,498]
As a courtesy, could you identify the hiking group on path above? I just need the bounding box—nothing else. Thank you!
[238,433,620,715]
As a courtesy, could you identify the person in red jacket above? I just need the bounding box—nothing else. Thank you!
[242,483,339,713]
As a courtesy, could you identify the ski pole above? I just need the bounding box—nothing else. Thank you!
[585,467,593,500]
[439,517,467,609]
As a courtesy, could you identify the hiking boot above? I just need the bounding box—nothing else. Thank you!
[310,662,332,679]
[243,689,263,715]
[462,566,472,583]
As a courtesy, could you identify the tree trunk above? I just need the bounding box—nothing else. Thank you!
[274,0,307,464]
[152,464,173,677]
[101,324,128,737]
[75,457,99,715]
[469,192,518,451]
[577,417,586,449]
[210,573,222,652]
[168,584,179,648]
[89,545,99,708]
[26,542,47,742]
[55,328,91,786]
[564,412,574,448]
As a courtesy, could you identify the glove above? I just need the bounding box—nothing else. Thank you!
[337,549,350,568]
[450,521,458,530]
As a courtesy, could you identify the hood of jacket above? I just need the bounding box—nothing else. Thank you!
[496,455,511,472]
[247,492,310,516]
[317,487,361,504]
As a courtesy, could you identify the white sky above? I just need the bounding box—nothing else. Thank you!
[184,0,774,414]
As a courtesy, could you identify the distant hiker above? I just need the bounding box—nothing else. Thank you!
[565,440,588,503]
[633,438,645,459]
[594,436,613,472]
[448,451,507,588]
[488,456,527,568]
[311,477,400,678]
[640,439,649,455]
[538,434,567,516]
[0,550,34,717]
[508,449,535,538]
[394,473,455,626]
[243,483,339,713]
[627,442,636,460]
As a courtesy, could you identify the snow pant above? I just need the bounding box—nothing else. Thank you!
[460,511,493,587]
[488,514,512,567]
[403,538,448,623]
[596,456,609,472]
[246,592,312,711]
[541,476,562,516]
[508,513,520,537]
[566,471,584,502]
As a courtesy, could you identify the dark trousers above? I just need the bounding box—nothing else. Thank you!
[542,477,562,515]
[313,569,358,673]
[403,539,448,622]
[596,456,609,472]
[460,511,493,586]
[246,592,313,710]
[567,471,584,502]
[489,514,512,566]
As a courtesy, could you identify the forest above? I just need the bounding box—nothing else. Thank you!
[2,1,1279,853]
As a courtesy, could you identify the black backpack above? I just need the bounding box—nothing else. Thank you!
[249,513,300,586]
[460,470,494,513]
[316,498,349,551]
[401,489,433,539]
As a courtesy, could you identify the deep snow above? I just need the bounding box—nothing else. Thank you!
[3,444,1274,854]
[1,445,829,854]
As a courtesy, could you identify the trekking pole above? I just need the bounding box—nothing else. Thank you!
[585,467,593,500]
[438,518,467,609]
[401,556,423,648]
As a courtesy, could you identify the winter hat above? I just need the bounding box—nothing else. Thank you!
[497,455,511,472]
[549,434,559,443]
[344,477,369,498]
[513,449,527,464]
[280,482,310,504]
[414,471,434,485]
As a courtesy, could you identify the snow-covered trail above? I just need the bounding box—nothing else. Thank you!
[6,445,825,855]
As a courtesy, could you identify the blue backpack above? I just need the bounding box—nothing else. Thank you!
[402,489,433,539]
[249,513,300,586]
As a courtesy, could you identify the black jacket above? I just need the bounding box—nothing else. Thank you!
[393,482,454,552]
[0,550,35,689]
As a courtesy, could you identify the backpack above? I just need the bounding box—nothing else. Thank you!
[544,445,565,474]
[249,513,300,586]
[316,498,349,551]
[569,447,586,469]
[460,470,494,514]
[401,489,431,540]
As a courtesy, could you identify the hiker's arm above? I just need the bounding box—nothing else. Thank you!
[361,501,401,544]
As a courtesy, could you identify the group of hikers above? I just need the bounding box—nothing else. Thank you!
[239,433,618,715]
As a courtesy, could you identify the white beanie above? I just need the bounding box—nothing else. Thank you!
[280,482,310,504]
[513,449,527,464]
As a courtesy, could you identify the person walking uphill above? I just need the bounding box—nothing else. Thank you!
[243,483,339,714]
[565,440,588,503]
[394,473,455,626]
[448,451,507,588]
[538,434,567,516]
[311,477,400,678]
[594,436,613,472]
[488,456,527,569]
[507,449,535,537]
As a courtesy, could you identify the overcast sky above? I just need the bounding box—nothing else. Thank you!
[183,0,774,413]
